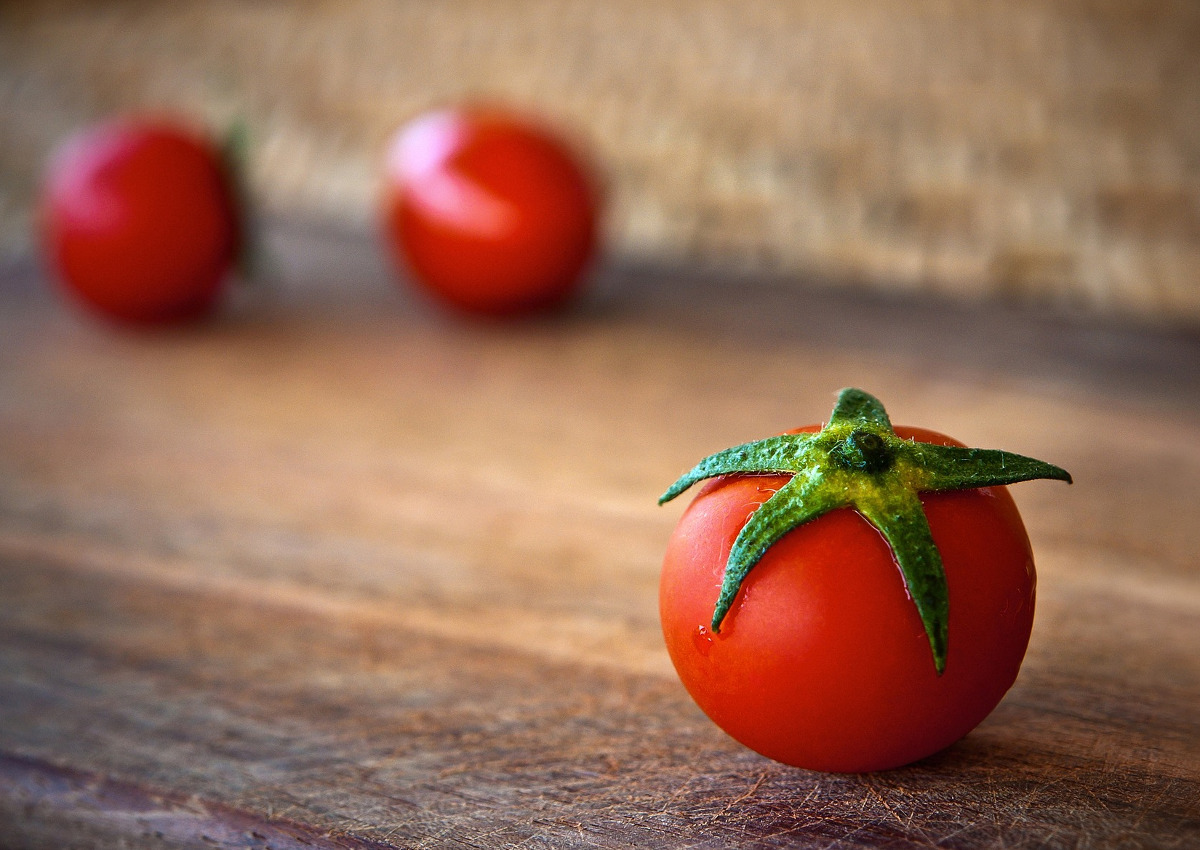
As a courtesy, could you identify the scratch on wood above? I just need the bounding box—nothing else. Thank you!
[862,776,938,848]
[707,770,771,824]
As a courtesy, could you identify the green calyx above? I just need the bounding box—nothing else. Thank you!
[219,118,261,281]
[659,388,1072,675]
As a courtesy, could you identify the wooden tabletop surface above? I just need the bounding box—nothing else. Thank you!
[1,225,1198,848]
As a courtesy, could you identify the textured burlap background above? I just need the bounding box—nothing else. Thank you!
[3,1,1198,323]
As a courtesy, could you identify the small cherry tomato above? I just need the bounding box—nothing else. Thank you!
[382,107,600,316]
[659,389,1071,773]
[40,119,240,325]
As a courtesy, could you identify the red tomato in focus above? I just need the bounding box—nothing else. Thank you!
[40,120,240,325]
[660,426,1037,773]
[382,108,599,316]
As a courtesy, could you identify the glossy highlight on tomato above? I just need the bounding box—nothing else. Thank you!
[659,413,1061,773]
[382,107,599,316]
[40,119,241,325]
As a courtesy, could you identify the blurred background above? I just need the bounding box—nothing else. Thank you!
[2,0,1198,324]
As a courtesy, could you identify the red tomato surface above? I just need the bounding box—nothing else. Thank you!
[660,426,1037,773]
[40,120,240,325]
[382,108,599,316]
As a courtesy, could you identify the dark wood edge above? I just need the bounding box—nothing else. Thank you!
[0,751,397,849]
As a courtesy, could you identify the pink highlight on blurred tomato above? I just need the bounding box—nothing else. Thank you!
[386,113,517,241]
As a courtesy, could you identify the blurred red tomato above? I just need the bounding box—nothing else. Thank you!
[40,119,240,325]
[382,108,600,316]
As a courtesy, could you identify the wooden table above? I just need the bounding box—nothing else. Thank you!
[2,225,1198,848]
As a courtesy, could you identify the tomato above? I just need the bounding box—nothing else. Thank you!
[382,107,600,316]
[659,390,1070,773]
[40,119,240,325]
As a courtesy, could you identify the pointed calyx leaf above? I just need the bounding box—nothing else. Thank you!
[657,433,817,504]
[828,387,892,430]
[659,387,1071,675]
[904,442,1072,490]
[854,487,949,672]
[714,471,844,630]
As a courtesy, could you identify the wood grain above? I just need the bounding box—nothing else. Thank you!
[1,224,1199,847]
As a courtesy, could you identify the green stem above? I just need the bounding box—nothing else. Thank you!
[660,388,1071,674]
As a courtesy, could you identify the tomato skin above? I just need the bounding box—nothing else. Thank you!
[382,108,599,316]
[40,120,239,325]
[660,426,1037,773]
